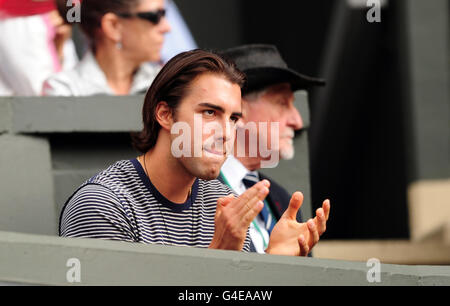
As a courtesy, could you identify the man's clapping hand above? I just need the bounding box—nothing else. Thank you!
[266,192,330,256]
[209,180,270,250]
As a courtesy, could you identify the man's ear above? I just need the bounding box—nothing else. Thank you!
[100,12,123,43]
[240,98,251,122]
[155,101,174,131]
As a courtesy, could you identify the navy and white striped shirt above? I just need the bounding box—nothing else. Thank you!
[59,159,251,252]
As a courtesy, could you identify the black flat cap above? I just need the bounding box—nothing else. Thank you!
[221,44,325,94]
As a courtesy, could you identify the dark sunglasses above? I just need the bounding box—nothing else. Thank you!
[118,9,166,25]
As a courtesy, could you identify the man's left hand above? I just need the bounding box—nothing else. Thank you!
[265,192,330,256]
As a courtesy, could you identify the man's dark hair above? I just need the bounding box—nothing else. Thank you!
[132,49,246,153]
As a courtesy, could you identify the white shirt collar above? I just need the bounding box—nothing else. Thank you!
[78,51,113,94]
[78,51,160,95]
[221,155,259,194]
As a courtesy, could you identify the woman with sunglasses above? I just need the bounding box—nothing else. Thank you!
[43,0,171,96]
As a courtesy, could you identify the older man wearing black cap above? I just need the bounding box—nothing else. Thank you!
[219,44,330,255]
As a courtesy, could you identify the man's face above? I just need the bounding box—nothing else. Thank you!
[242,83,303,160]
[171,73,242,180]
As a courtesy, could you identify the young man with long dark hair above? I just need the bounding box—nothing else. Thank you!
[60,49,328,255]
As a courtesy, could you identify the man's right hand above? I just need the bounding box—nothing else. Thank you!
[209,180,270,250]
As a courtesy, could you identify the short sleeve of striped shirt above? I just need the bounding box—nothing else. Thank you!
[60,184,136,242]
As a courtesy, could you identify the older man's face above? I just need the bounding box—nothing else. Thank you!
[242,83,303,160]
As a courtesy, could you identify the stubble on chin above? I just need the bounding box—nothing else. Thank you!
[195,166,221,181]
[279,143,295,160]
[181,156,224,181]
